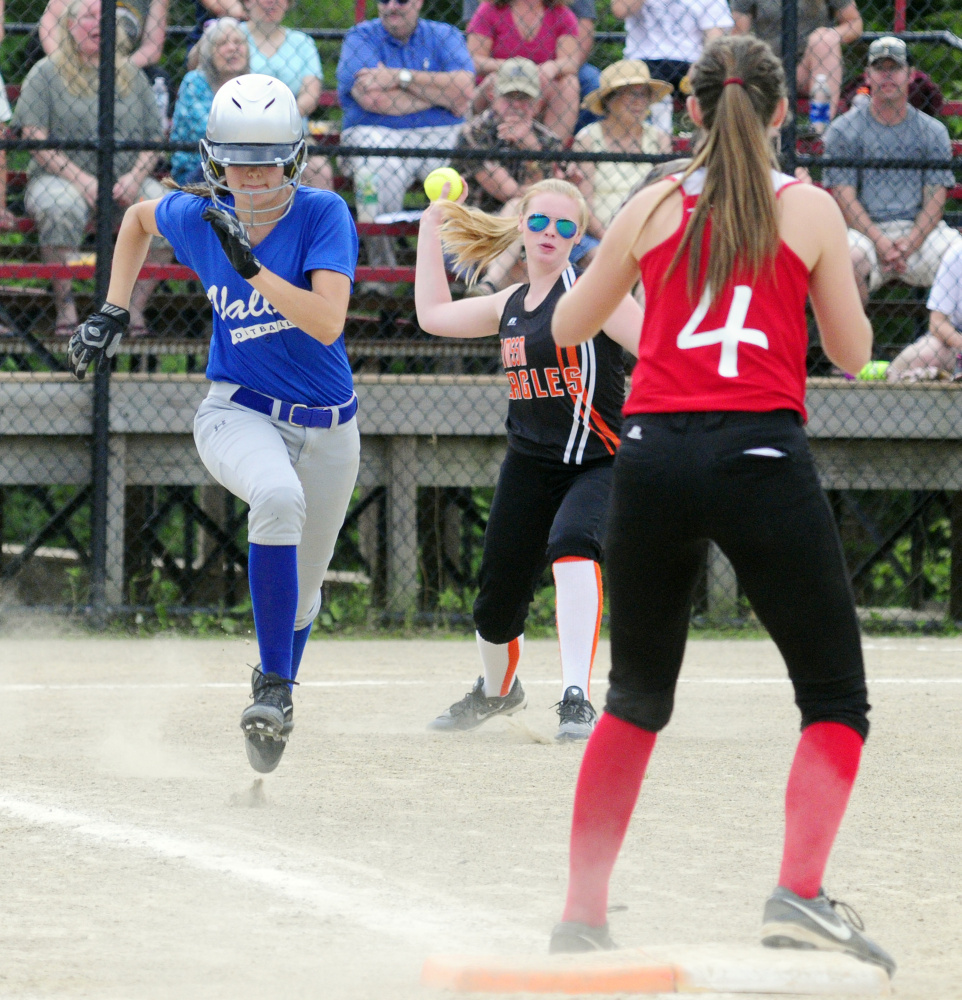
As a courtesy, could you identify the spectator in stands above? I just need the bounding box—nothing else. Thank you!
[452,57,596,292]
[454,58,561,215]
[240,0,331,189]
[170,18,249,185]
[887,244,962,381]
[572,59,672,238]
[823,37,961,306]
[732,0,862,119]
[0,0,17,230]
[40,0,168,71]
[14,0,172,335]
[464,0,601,135]
[336,0,474,279]
[610,0,732,134]
[467,0,581,141]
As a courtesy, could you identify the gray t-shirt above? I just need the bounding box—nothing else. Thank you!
[822,104,955,222]
[13,56,163,179]
[731,0,846,53]
[462,0,595,24]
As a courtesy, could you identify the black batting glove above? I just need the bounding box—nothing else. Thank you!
[67,302,130,381]
[202,206,262,279]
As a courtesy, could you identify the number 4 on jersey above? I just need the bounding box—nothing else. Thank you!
[677,285,768,377]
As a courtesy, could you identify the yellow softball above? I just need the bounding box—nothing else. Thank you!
[423,167,463,202]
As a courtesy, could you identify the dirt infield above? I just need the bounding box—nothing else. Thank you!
[0,631,959,999]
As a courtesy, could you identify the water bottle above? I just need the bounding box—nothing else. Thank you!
[852,86,870,110]
[355,168,379,223]
[808,74,831,135]
[151,76,169,133]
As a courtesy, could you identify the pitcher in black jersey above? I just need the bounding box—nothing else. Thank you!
[415,177,642,740]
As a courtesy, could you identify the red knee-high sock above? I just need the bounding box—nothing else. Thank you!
[778,721,864,899]
[562,712,657,926]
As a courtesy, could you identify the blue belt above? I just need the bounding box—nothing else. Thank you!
[230,387,358,429]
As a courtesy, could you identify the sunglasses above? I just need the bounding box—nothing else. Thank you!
[377,0,412,5]
[526,213,578,240]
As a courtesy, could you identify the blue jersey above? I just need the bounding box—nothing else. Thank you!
[155,186,358,407]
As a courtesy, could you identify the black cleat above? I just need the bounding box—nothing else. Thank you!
[240,667,294,774]
[427,675,526,731]
[762,887,896,978]
[555,686,598,741]
[549,921,617,953]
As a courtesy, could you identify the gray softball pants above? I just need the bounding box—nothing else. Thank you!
[193,381,361,630]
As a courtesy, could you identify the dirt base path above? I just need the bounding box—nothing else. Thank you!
[0,633,959,999]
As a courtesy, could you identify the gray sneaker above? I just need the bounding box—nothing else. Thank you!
[549,921,616,953]
[240,667,294,774]
[555,686,598,741]
[428,675,526,731]
[761,886,895,978]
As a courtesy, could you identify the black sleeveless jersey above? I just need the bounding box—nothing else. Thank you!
[499,266,626,465]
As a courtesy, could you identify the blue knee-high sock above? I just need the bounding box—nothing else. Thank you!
[248,543,297,681]
[291,623,312,682]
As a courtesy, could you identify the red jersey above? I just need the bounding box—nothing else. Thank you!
[625,170,811,420]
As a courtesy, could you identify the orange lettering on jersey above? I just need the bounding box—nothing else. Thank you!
[501,336,527,369]
[563,366,583,396]
[530,369,549,398]
[505,371,521,399]
[545,367,564,397]
[518,370,532,399]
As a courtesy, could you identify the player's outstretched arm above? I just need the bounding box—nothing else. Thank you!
[600,292,643,357]
[786,185,872,375]
[414,200,508,340]
[553,184,663,347]
[106,199,162,309]
[67,199,161,381]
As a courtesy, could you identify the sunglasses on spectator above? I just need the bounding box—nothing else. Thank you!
[526,214,578,240]
[377,0,412,6]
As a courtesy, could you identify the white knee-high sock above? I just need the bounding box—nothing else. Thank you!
[477,631,524,698]
[552,557,602,698]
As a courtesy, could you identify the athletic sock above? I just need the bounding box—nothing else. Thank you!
[477,631,523,697]
[290,623,312,682]
[778,721,864,899]
[552,557,603,698]
[248,543,297,682]
[562,712,657,926]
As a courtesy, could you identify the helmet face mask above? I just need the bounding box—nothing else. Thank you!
[200,74,307,228]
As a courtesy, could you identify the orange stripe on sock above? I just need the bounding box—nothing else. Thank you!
[501,637,521,697]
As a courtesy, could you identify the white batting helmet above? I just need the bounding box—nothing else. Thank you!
[200,74,306,227]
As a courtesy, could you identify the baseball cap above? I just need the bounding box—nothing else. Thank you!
[867,36,908,66]
[495,58,541,99]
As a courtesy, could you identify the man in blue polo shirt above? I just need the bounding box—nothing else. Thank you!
[337,0,475,278]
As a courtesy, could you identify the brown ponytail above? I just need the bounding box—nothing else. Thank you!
[656,35,786,305]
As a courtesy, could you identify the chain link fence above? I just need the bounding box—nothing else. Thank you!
[1,0,962,629]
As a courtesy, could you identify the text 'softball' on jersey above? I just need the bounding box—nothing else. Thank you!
[499,265,626,465]
[154,186,359,409]
[627,169,811,420]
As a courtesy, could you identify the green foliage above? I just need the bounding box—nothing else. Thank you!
[867,515,952,607]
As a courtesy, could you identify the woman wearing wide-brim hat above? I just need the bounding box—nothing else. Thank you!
[572,60,673,239]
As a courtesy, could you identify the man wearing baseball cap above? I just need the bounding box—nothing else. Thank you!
[449,57,599,293]
[452,58,563,215]
[823,36,962,304]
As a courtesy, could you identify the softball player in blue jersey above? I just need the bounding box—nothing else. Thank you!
[67,75,361,774]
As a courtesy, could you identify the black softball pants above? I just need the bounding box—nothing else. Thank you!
[605,411,870,739]
[473,446,613,645]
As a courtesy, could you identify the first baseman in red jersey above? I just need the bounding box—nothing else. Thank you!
[548,35,895,977]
